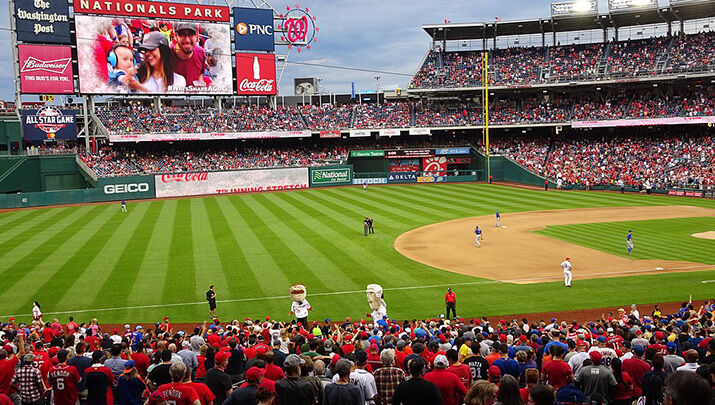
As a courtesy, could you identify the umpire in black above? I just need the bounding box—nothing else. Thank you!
[206,285,217,318]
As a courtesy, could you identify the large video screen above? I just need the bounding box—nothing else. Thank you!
[75,15,232,95]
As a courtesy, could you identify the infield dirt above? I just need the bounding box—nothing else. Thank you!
[395,206,715,284]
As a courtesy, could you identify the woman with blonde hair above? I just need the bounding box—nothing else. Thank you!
[465,380,499,405]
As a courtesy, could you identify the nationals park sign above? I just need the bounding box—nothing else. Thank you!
[309,166,353,187]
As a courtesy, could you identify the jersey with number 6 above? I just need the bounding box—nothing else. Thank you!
[48,364,81,405]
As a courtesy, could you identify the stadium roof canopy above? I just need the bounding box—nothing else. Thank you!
[422,0,715,41]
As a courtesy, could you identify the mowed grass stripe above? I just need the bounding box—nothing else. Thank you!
[163,199,196,303]
[375,186,478,216]
[0,207,74,260]
[93,201,163,306]
[244,194,350,289]
[0,205,105,294]
[345,186,457,220]
[191,198,225,300]
[274,192,425,285]
[214,197,290,296]
[0,208,42,231]
[203,197,261,298]
[228,196,330,292]
[316,189,416,228]
[328,187,434,223]
[22,204,119,312]
[401,184,525,213]
[258,193,379,288]
[125,200,176,306]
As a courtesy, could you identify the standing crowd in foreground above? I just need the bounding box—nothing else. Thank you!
[1,299,714,405]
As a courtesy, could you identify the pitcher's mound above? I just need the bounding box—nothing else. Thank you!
[394,206,715,284]
[692,231,715,240]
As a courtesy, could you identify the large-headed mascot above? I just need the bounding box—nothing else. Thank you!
[290,284,311,329]
[366,284,387,320]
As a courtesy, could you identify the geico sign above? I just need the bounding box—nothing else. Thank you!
[103,183,150,194]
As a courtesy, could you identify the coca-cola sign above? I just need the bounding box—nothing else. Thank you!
[236,53,276,95]
[18,45,74,94]
[160,173,209,183]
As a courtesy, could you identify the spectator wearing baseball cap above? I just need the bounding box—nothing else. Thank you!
[204,350,232,405]
[117,360,145,405]
[573,350,618,404]
[623,345,650,398]
[171,22,206,87]
[275,354,314,405]
[223,367,263,405]
[663,342,685,374]
[424,354,467,405]
[323,359,361,405]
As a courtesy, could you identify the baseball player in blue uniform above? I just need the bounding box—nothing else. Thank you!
[121,200,127,213]
[627,230,633,255]
[475,225,483,247]
[495,210,501,227]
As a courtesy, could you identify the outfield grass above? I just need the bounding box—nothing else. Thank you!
[1,183,714,323]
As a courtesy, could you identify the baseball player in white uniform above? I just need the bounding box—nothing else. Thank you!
[561,257,572,287]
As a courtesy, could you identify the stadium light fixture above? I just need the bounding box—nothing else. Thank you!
[551,0,597,17]
[608,0,656,11]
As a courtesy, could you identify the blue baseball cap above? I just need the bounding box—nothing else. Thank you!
[597,336,607,343]
[632,345,645,356]
[666,342,677,350]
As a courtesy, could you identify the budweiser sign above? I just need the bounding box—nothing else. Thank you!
[160,173,209,183]
[18,45,74,94]
[21,57,71,74]
[239,78,275,93]
[236,53,276,95]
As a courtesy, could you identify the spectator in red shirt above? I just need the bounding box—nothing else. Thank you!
[48,350,81,405]
[85,351,115,405]
[541,345,572,389]
[445,349,471,404]
[622,345,650,399]
[0,334,26,397]
[423,355,467,405]
[262,351,284,381]
[610,358,634,405]
[129,342,151,380]
[155,362,200,405]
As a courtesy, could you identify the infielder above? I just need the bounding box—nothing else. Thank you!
[121,200,127,213]
[363,181,367,191]
[627,230,633,255]
[561,257,572,287]
[495,210,501,227]
[474,225,482,247]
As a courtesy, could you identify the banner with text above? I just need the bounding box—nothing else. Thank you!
[233,7,274,51]
[350,150,384,158]
[155,167,309,198]
[15,0,71,43]
[73,0,229,21]
[109,130,310,142]
[309,166,353,187]
[378,129,401,137]
[319,130,341,138]
[75,15,232,95]
[572,116,715,128]
[408,128,431,136]
[349,129,371,138]
[436,147,471,155]
[19,45,74,94]
[236,53,276,95]
[21,107,77,140]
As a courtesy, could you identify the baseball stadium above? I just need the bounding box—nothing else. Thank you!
[0,0,714,404]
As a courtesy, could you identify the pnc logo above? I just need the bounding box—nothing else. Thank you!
[104,183,150,194]
[236,22,273,36]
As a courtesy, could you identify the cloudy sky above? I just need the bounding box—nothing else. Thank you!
[0,0,620,101]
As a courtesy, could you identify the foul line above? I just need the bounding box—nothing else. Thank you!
[2,264,714,318]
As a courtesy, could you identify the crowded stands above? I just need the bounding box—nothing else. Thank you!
[0,298,713,405]
[409,31,715,89]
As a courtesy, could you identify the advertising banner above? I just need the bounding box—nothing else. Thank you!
[309,166,353,187]
[572,116,715,128]
[98,175,155,199]
[349,129,371,138]
[387,172,417,183]
[389,159,419,173]
[408,128,431,136]
[319,130,341,138]
[667,189,703,198]
[423,156,447,176]
[353,178,387,185]
[109,130,310,142]
[417,176,447,183]
[436,147,471,155]
[15,0,71,43]
[386,149,434,159]
[447,157,472,164]
[378,129,401,137]
[155,167,308,198]
[350,150,384,158]
[73,0,229,21]
[21,108,76,140]
[18,45,74,94]
[75,15,232,95]
[236,53,276,95]
[233,7,275,52]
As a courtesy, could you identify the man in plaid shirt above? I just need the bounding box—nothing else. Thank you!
[11,354,47,405]
[372,349,405,405]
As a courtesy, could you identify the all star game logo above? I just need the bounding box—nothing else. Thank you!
[22,107,76,139]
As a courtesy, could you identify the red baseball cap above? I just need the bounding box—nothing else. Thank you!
[654,331,665,341]
[589,351,602,363]
[488,365,501,378]
[245,367,264,382]
[214,351,230,363]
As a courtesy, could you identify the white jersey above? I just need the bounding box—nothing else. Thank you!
[561,260,572,272]
[291,300,311,318]
[568,351,590,374]
[588,346,618,366]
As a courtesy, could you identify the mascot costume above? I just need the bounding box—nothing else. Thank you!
[290,284,311,328]
[366,284,387,320]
